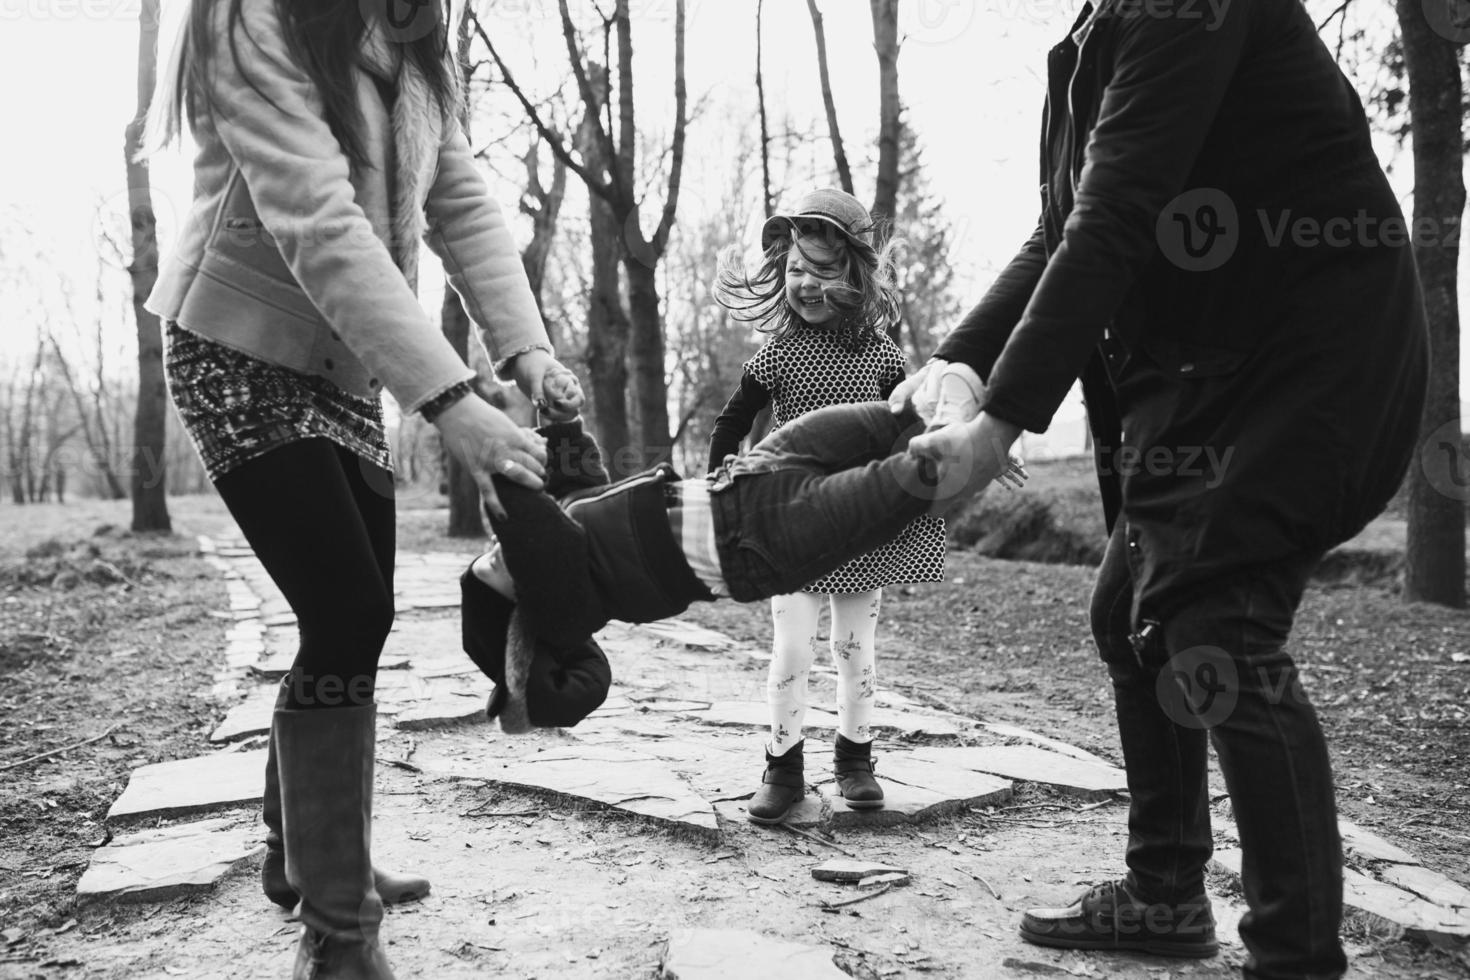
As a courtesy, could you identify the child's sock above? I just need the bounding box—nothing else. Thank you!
[928,362,984,431]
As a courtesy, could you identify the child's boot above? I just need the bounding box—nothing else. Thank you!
[747,740,805,825]
[834,734,884,809]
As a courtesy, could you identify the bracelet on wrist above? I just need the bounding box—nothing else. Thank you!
[419,380,476,424]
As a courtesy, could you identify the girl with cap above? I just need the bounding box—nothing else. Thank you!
[708,188,949,824]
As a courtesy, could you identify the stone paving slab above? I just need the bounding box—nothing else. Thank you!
[660,928,849,979]
[907,744,1126,800]
[684,701,966,738]
[107,749,267,821]
[1341,818,1422,866]
[76,818,263,906]
[1212,848,1470,947]
[978,721,1116,767]
[208,688,277,743]
[391,691,488,730]
[473,745,719,836]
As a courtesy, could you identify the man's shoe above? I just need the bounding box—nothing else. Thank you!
[1019,879,1218,958]
[747,741,805,825]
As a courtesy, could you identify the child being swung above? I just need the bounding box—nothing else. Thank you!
[708,189,947,824]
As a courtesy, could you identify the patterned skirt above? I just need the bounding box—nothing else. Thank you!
[165,323,391,482]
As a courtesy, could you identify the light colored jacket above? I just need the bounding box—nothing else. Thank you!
[146,0,549,414]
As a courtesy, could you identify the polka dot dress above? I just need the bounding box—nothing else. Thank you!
[746,324,946,594]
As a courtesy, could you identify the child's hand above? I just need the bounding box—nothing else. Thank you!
[997,453,1029,491]
[537,363,585,421]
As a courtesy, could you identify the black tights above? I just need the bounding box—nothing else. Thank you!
[214,439,396,709]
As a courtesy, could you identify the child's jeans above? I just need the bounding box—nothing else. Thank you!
[709,401,936,602]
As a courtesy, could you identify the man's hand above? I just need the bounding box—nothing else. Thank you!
[907,411,1025,516]
[888,360,942,419]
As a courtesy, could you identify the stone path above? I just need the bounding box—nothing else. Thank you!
[68,533,1470,978]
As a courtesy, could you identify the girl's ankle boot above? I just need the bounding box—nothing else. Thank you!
[747,740,805,825]
[834,734,884,809]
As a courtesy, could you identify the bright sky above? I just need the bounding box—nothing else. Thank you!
[0,0,1464,452]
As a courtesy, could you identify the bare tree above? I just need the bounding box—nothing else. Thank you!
[1396,0,1466,608]
[483,0,688,468]
[756,0,774,217]
[575,64,634,472]
[127,0,171,531]
[805,0,853,196]
[869,0,901,228]
[519,140,568,320]
[442,3,488,537]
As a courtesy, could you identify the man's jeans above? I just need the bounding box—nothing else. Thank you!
[1093,519,1345,980]
[709,401,935,602]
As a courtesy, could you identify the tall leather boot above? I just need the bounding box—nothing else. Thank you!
[262,678,429,909]
[276,703,395,980]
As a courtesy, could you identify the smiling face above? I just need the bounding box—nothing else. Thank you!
[783,233,848,326]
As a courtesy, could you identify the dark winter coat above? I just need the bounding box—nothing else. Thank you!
[934,0,1428,620]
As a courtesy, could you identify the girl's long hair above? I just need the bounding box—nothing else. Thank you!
[148,0,458,170]
[716,217,904,352]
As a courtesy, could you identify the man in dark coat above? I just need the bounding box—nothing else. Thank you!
[900,2,1429,977]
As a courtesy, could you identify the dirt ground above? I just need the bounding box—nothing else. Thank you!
[0,492,1467,979]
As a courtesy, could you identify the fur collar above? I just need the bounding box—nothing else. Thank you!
[358,23,456,290]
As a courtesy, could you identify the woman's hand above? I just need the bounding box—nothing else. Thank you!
[907,411,1025,515]
[508,348,586,421]
[432,394,548,521]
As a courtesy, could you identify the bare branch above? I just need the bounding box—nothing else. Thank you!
[807,0,853,195]
[472,11,610,197]
[652,0,687,254]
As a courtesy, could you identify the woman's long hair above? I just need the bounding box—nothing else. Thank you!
[149,0,457,169]
[716,217,904,352]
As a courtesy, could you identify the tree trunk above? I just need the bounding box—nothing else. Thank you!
[127,0,171,531]
[444,2,484,538]
[806,0,853,195]
[756,0,773,217]
[869,0,901,228]
[578,83,633,474]
[1397,0,1466,608]
[624,255,671,467]
[520,141,567,318]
